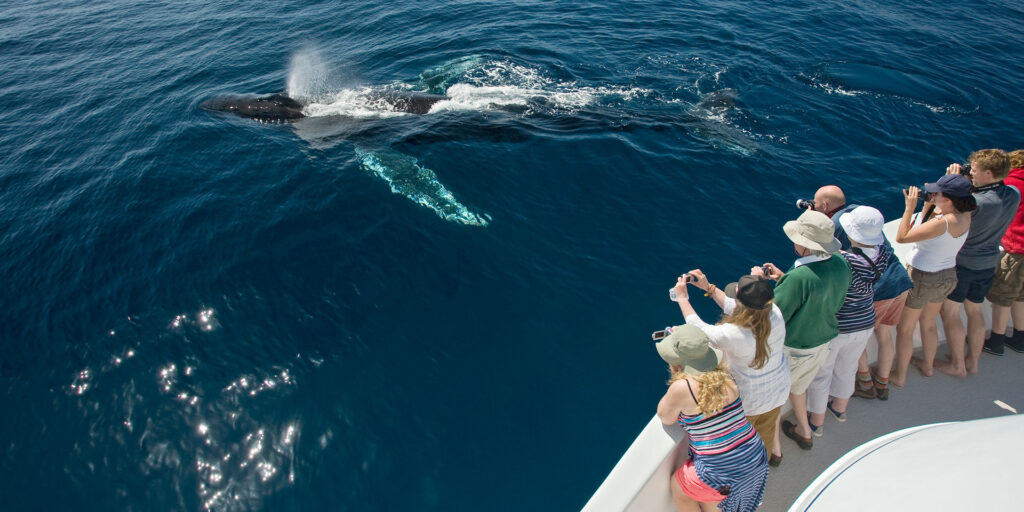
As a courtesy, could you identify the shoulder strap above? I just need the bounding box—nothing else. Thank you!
[850,247,881,283]
[684,379,700,405]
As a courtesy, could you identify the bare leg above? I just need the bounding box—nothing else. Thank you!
[1011,301,1024,330]
[915,301,944,375]
[874,323,896,379]
[936,299,966,376]
[831,396,850,414]
[809,411,825,430]
[790,392,812,439]
[671,473,701,512]
[964,301,985,374]
[992,304,1011,336]
[893,305,923,388]
[698,501,723,512]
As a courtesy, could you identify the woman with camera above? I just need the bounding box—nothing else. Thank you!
[672,272,790,467]
[891,174,976,388]
[655,322,769,512]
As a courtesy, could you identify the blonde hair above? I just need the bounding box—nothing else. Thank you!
[667,363,734,416]
[719,301,773,369]
[1009,150,1024,170]
[970,148,1011,180]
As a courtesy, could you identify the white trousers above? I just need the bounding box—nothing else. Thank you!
[806,328,873,414]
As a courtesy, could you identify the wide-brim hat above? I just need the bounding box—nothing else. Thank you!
[783,209,841,254]
[838,205,885,246]
[724,275,774,310]
[655,324,722,375]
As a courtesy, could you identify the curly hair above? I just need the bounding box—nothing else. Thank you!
[667,363,734,416]
[719,302,773,369]
[1010,149,1024,170]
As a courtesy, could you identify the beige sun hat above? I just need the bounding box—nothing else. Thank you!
[654,325,722,374]
[783,209,841,254]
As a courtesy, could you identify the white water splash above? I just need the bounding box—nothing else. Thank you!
[286,47,336,102]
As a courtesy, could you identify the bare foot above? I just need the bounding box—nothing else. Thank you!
[889,373,906,388]
[935,359,967,378]
[910,357,933,377]
[966,356,978,375]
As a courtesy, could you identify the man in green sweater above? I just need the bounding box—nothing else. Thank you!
[756,209,851,455]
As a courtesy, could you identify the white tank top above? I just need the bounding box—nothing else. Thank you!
[906,215,968,272]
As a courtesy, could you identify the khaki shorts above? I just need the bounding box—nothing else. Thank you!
[906,266,957,309]
[747,406,781,456]
[873,291,909,326]
[986,252,1024,307]
[785,344,830,395]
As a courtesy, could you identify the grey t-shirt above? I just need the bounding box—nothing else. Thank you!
[957,183,1021,270]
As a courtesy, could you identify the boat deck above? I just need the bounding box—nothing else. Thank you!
[762,342,1024,511]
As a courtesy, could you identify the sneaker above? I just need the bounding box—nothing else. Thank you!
[809,423,823,437]
[827,402,847,422]
[1007,332,1024,353]
[984,333,1006,356]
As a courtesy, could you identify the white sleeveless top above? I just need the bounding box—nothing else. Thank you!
[905,215,968,272]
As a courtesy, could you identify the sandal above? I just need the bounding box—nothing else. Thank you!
[873,374,889,401]
[768,453,783,467]
[827,402,847,422]
[852,386,876,399]
[782,420,813,450]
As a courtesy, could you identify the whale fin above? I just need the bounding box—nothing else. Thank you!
[354,148,490,227]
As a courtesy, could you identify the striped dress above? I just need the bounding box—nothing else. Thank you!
[678,398,769,512]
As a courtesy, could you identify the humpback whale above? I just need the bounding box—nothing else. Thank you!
[200,91,450,122]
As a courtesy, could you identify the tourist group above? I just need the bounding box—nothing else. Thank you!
[652,149,1024,511]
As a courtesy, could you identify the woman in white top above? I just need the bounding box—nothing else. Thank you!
[891,174,976,388]
[673,270,789,466]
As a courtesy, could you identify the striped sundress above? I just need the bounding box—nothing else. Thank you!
[678,397,769,512]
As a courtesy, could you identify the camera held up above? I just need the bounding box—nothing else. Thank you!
[795,199,815,210]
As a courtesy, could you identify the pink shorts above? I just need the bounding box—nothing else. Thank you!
[873,291,909,326]
[674,460,726,502]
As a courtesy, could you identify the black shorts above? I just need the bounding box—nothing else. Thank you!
[947,264,996,303]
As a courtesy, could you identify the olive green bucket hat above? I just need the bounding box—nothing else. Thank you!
[654,325,722,374]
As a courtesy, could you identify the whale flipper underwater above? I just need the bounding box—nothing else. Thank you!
[200,91,450,122]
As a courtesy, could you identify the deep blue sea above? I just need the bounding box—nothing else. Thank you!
[2,0,1022,509]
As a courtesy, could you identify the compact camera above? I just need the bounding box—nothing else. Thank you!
[795,199,815,210]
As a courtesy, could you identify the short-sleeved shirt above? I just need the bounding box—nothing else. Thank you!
[957,183,1020,270]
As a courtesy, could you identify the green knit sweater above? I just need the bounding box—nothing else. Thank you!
[775,254,852,349]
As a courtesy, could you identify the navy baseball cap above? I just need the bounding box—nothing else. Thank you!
[925,174,973,198]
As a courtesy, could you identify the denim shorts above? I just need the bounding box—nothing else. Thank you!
[946,264,996,304]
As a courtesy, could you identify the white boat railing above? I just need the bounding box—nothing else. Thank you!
[581,219,994,512]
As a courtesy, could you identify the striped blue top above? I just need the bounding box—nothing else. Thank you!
[678,398,769,512]
[836,244,892,333]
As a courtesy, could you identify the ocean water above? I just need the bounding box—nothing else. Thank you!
[2,0,1022,509]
